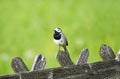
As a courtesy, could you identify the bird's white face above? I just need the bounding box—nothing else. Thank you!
[54,28,62,33]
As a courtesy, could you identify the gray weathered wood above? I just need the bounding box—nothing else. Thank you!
[0,74,19,79]
[76,48,89,65]
[1,60,120,79]
[11,57,29,73]
[100,44,116,60]
[31,54,46,71]
[17,60,120,79]
[116,49,120,61]
[1,44,120,79]
[56,50,74,66]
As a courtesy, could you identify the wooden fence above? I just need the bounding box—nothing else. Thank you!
[0,44,120,79]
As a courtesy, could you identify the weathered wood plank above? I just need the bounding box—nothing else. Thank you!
[11,57,29,73]
[56,50,74,66]
[19,60,120,79]
[31,54,46,71]
[0,74,19,79]
[76,48,89,65]
[100,44,116,60]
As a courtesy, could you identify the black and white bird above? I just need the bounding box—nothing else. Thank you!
[53,28,68,51]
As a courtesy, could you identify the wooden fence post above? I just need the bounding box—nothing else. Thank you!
[76,48,89,65]
[116,49,120,61]
[100,44,116,60]
[31,54,46,71]
[11,57,29,73]
[56,50,74,66]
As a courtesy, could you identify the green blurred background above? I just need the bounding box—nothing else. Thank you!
[0,0,120,75]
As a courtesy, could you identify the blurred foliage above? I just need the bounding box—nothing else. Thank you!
[0,0,120,75]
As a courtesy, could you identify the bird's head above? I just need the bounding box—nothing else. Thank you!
[54,28,62,33]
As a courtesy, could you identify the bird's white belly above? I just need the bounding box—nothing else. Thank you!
[53,38,65,46]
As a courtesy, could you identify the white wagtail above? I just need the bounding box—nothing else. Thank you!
[53,28,68,51]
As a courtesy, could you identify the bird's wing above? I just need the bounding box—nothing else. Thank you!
[63,33,68,46]
[66,38,68,46]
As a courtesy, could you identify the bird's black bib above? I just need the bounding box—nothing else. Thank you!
[53,32,61,40]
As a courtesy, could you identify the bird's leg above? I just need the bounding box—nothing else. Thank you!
[63,45,68,52]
